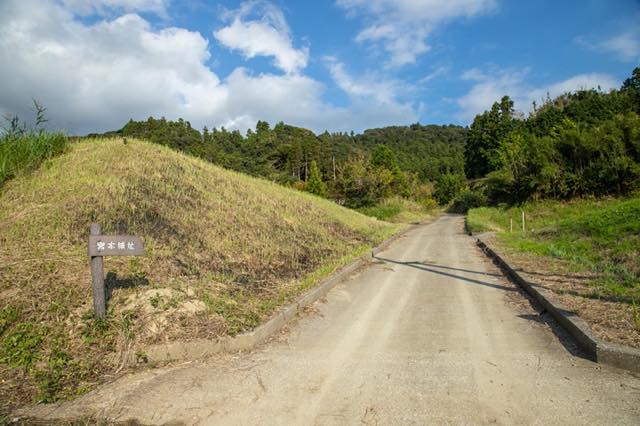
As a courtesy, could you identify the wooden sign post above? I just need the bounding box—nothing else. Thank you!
[88,223,145,318]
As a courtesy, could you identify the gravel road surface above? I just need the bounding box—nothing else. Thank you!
[24,215,640,425]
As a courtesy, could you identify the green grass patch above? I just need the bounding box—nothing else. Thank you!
[358,196,435,223]
[468,196,640,302]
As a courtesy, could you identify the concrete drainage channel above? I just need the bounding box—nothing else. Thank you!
[131,220,428,365]
[467,220,640,374]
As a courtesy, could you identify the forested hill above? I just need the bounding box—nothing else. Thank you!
[462,67,640,205]
[88,120,466,186]
[357,124,466,181]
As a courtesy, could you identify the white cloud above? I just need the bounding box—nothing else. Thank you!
[456,67,527,121]
[324,58,419,126]
[0,0,419,135]
[325,58,408,104]
[419,66,448,83]
[587,30,640,63]
[0,0,222,134]
[337,0,497,66]
[528,73,620,103]
[214,1,309,74]
[597,29,640,63]
[456,67,620,122]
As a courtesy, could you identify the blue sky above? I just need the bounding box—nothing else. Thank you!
[0,0,638,135]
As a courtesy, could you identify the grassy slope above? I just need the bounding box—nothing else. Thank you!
[0,138,400,409]
[468,196,640,302]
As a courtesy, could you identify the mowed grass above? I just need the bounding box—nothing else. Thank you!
[468,196,640,302]
[0,138,400,410]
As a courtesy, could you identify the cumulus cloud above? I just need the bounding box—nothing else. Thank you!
[214,1,309,74]
[0,0,419,135]
[0,0,222,134]
[456,66,620,122]
[336,0,497,66]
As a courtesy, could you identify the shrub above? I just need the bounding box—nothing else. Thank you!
[357,196,435,223]
[305,160,327,197]
[434,173,467,205]
[449,190,488,213]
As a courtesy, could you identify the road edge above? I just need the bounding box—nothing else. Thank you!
[468,219,640,373]
[138,216,435,364]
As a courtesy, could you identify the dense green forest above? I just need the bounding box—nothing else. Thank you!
[89,119,466,210]
[461,67,640,208]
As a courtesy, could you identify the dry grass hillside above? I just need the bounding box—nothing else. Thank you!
[0,138,400,411]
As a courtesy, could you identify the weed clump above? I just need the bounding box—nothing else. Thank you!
[0,101,68,187]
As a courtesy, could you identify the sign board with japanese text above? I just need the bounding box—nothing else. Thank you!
[88,224,146,318]
[88,235,145,257]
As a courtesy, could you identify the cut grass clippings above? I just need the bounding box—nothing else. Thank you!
[0,138,401,413]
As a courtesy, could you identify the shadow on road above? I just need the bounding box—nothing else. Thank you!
[373,255,516,293]
[373,255,591,360]
[419,262,503,278]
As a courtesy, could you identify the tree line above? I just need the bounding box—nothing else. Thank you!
[87,67,640,213]
[89,119,466,208]
[459,67,640,208]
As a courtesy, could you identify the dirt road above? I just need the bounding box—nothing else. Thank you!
[25,215,640,424]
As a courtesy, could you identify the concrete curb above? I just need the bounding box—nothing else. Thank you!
[474,236,640,373]
[137,219,427,365]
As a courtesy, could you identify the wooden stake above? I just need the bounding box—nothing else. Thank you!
[522,211,526,233]
[510,218,513,233]
[90,223,106,319]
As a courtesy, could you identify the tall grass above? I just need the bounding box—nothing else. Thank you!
[0,132,68,186]
[0,102,68,187]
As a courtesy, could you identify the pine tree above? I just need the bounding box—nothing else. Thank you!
[305,160,326,197]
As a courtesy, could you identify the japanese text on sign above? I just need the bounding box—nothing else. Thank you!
[88,235,145,256]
